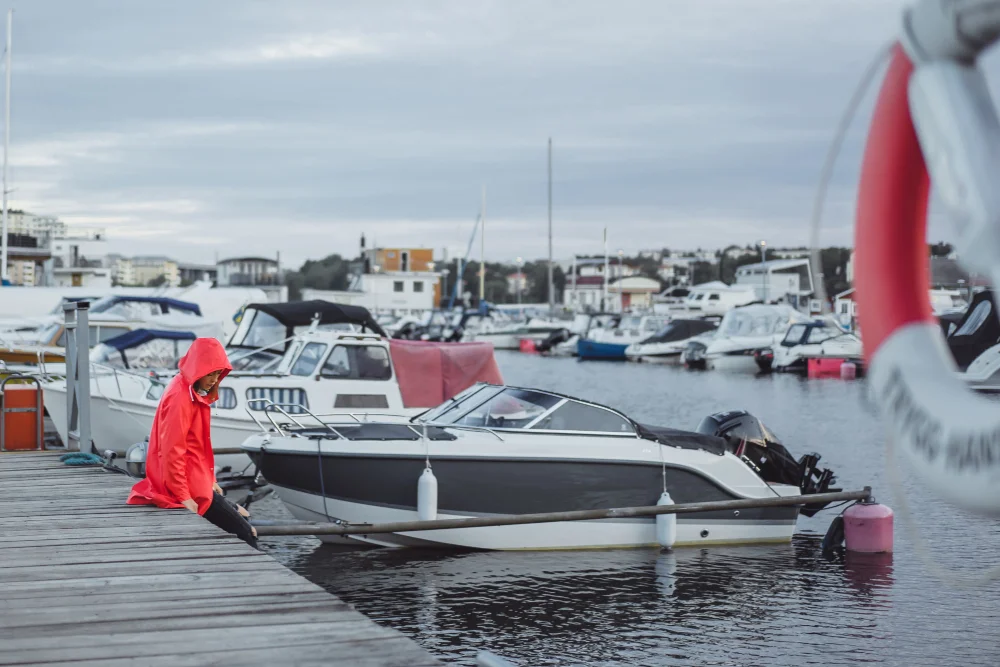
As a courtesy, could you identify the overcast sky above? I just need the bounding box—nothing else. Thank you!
[5,0,971,268]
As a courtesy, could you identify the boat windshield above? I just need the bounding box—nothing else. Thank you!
[721,311,787,337]
[448,388,562,428]
[619,316,643,330]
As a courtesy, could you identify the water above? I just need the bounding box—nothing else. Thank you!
[256,351,1000,666]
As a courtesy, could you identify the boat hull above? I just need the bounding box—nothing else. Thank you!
[577,339,628,360]
[251,449,800,550]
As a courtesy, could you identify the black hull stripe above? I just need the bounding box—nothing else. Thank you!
[254,451,800,524]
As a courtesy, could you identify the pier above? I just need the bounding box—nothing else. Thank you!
[0,451,442,666]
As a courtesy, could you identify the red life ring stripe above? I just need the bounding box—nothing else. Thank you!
[855,43,935,359]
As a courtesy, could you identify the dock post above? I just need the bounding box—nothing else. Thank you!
[63,301,92,452]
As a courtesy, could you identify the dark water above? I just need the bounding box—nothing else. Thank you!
[257,351,1000,666]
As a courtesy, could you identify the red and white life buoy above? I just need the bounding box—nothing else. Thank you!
[857,3,1000,516]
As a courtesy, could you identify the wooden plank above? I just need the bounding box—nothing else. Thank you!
[0,451,441,666]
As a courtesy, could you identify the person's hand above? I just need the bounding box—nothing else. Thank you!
[181,498,199,513]
[236,504,250,518]
[212,482,223,495]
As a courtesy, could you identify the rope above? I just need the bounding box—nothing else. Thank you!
[59,452,103,466]
[809,41,893,313]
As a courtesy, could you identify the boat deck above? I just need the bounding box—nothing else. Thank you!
[0,451,442,666]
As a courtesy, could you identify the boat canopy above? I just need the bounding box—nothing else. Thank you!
[90,328,197,370]
[88,295,202,317]
[947,290,999,370]
[240,300,386,339]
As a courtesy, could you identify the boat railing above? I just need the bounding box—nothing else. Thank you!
[244,397,349,440]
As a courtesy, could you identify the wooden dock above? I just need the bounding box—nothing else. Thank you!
[0,451,443,666]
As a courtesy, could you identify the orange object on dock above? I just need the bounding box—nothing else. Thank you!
[0,382,44,451]
[519,338,538,353]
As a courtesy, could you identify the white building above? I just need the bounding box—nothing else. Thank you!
[50,231,108,271]
[8,260,36,286]
[607,276,661,312]
[734,258,814,306]
[303,271,440,315]
[5,210,68,238]
[110,255,180,287]
[506,272,528,296]
[217,256,280,287]
[51,266,113,288]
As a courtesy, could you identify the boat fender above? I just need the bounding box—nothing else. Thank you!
[844,502,894,554]
[655,491,676,550]
[856,4,1000,516]
[821,515,846,556]
[840,361,857,380]
[417,467,438,521]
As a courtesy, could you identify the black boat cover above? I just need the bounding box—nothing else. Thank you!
[640,319,718,345]
[636,424,727,456]
[947,290,999,371]
[246,300,387,337]
[291,423,456,441]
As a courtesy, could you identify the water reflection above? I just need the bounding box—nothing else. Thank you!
[289,537,894,666]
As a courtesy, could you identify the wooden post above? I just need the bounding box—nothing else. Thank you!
[253,488,871,537]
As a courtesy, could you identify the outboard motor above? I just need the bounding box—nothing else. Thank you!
[695,410,837,517]
[535,328,571,354]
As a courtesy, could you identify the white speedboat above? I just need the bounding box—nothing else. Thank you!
[465,311,565,350]
[946,290,1000,391]
[242,383,839,550]
[625,319,719,364]
[535,313,619,356]
[43,300,500,471]
[766,320,864,374]
[703,305,810,372]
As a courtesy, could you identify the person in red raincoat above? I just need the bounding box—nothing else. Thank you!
[127,337,258,548]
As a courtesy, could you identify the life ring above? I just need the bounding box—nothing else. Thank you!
[856,24,1000,516]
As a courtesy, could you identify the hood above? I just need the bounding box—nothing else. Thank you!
[177,337,232,389]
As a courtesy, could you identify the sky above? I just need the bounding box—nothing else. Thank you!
[3,0,975,269]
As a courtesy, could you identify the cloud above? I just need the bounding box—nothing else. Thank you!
[5,0,948,269]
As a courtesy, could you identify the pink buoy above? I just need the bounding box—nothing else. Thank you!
[844,502,894,553]
[840,361,857,380]
[518,339,537,354]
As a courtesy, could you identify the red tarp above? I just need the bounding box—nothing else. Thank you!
[389,339,504,408]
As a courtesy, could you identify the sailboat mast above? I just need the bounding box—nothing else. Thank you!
[479,185,486,305]
[1,9,11,282]
[602,227,609,311]
[547,137,554,315]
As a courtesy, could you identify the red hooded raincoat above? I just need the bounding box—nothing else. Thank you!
[127,338,232,516]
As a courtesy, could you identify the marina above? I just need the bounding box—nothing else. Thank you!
[2,0,1000,665]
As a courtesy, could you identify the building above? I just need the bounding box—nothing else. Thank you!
[771,247,812,259]
[8,260,36,286]
[178,262,218,285]
[4,210,68,238]
[607,276,661,311]
[51,266,112,288]
[506,272,527,297]
[50,230,108,272]
[217,256,280,287]
[362,247,435,273]
[734,258,814,306]
[110,255,180,287]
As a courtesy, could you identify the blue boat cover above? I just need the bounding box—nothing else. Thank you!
[101,329,198,351]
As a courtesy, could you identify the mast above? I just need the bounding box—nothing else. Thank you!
[602,227,609,311]
[479,185,486,305]
[547,137,554,315]
[1,9,11,283]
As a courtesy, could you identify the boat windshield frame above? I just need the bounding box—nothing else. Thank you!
[418,383,638,437]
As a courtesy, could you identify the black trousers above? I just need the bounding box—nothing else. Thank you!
[203,492,259,550]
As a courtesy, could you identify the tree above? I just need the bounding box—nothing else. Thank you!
[283,254,352,300]
[691,261,716,285]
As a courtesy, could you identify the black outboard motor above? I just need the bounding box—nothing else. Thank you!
[536,328,572,354]
[695,410,838,517]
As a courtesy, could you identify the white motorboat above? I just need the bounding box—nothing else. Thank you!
[465,311,565,350]
[535,313,619,356]
[242,384,839,550]
[703,305,810,372]
[765,320,864,374]
[43,300,500,471]
[946,290,1000,391]
[577,314,672,360]
[625,319,719,364]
